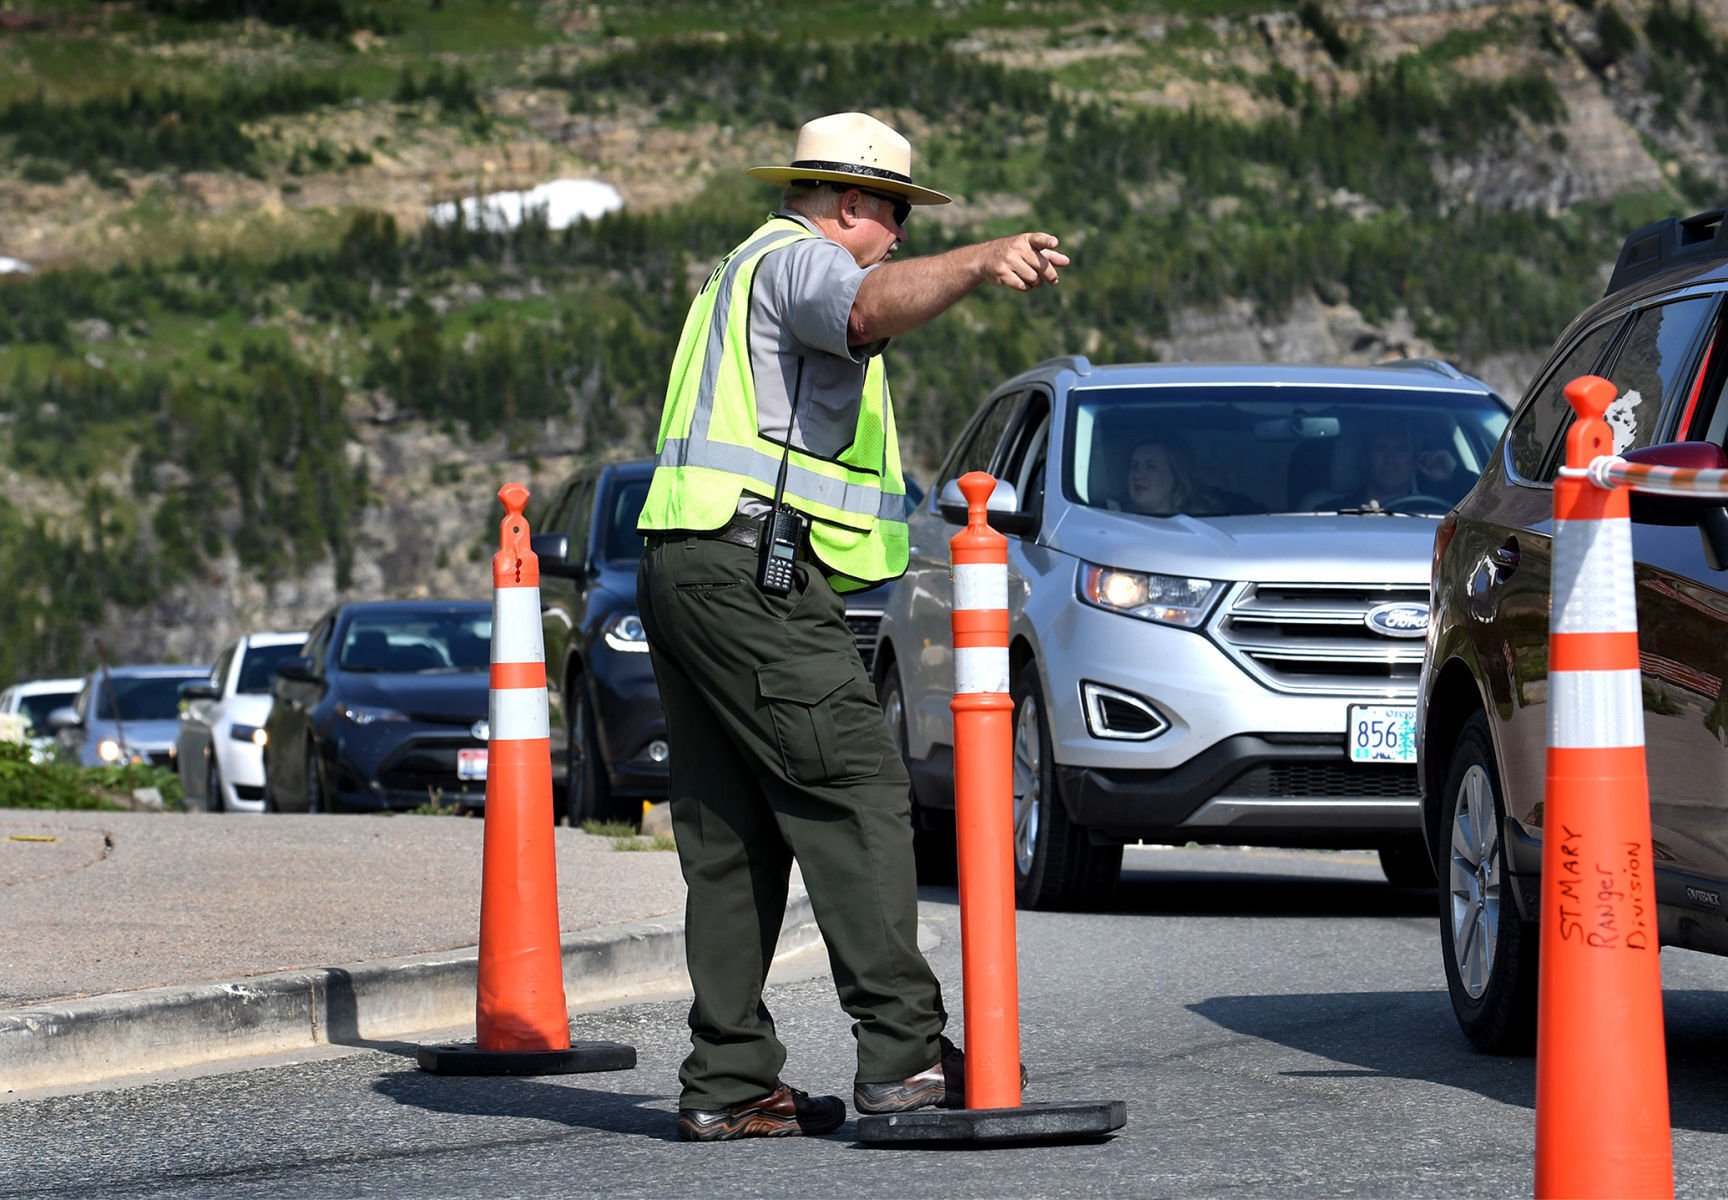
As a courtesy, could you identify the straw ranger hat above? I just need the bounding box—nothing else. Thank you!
[748,112,951,206]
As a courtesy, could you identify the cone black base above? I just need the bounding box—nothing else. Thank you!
[417,1039,637,1076]
[858,1100,1126,1146]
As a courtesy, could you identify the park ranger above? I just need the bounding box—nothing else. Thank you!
[636,110,1068,1142]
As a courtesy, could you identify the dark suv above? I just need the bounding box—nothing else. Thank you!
[1420,206,1728,1053]
[531,457,907,825]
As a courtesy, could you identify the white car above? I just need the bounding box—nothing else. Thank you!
[0,677,85,764]
[176,632,307,813]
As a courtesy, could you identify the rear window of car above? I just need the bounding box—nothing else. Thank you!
[1064,384,1509,516]
[602,477,651,564]
[98,675,204,721]
[237,643,304,693]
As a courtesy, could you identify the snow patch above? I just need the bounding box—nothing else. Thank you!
[0,257,34,275]
[428,179,623,232]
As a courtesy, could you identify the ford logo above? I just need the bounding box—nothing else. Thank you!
[471,720,490,741]
[1364,602,1429,638]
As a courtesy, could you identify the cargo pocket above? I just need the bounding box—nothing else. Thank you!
[757,651,884,785]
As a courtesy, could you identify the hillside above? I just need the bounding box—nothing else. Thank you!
[1,0,1726,680]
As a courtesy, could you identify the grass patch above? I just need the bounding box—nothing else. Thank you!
[579,819,636,837]
[0,741,183,810]
[610,833,676,852]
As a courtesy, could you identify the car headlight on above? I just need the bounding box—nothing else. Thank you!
[341,704,408,726]
[601,612,650,653]
[96,738,125,764]
[230,724,267,746]
[1079,563,1223,629]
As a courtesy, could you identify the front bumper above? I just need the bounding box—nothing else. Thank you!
[329,730,490,811]
[1057,733,1419,846]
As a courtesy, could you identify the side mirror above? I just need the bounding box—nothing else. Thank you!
[179,681,221,702]
[275,656,315,683]
[1623,442,1728,527]
[47,706,79,730]
[530,531,584,578]
[936,477,1034,535]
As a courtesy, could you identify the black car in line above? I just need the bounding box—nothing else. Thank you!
[263,599,494,813]
[1420,205,1728,1052]
[530,458,908,826]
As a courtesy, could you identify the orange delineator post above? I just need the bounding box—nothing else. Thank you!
[1535,375,1672,1198]
[948,470,1023,1111]
[476,481,571,1053]
[420,484,633,1076]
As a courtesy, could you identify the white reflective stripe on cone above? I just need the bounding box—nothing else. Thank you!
[1547,669,1645,749]
[1553,518,1637,635]
[489,687,551,741]
[953,562,1008,612]
[491,588,546,663]
[955,647,1010,696]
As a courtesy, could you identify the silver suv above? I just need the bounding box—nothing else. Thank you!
[876,357,1511,908]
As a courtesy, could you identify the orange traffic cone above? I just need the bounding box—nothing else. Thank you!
[419,483,635,1076]
[1534,376,1671,1195]
[859,471,1124,1145]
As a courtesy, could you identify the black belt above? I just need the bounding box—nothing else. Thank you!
[655,515,812,560]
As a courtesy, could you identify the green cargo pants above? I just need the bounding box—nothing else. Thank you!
[636,530,947,1111]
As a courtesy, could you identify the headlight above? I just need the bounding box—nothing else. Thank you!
[230,723,267,746]
[1078,563,1223,629]
[601,612,650,653]
[96,738,125,764]
[341,704,408,726]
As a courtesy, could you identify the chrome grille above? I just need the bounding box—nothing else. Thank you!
[1211,582,1427,696]
[846,608,884,674]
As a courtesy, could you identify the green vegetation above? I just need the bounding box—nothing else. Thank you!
[0,740,184,810]
[1,5,1725,682]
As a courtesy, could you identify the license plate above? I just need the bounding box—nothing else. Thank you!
[1348,705,1416,764]
[457,748,488,780]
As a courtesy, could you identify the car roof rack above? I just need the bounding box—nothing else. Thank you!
[1373,358,1467,380]
[1606,206,1728,296]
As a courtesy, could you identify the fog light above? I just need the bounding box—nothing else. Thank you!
[646,740,669,764]
[97,738,124,764]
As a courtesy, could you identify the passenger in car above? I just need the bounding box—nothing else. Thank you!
[1111,436,1244,516]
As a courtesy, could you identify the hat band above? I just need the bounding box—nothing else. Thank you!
[788,159,913,186]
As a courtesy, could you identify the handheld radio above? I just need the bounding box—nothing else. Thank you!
[756,363,806,596]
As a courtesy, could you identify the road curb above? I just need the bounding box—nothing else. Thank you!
[1,890,820,1093]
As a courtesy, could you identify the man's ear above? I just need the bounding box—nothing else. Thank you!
[834,188,864,228]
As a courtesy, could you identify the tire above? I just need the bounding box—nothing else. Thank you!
[205,756,225,814]
[1011,662,1122,910]
[1438,710,1537,1054]
[563,675,611,827]
[878,667,957,886]
[305,741,331,814]
[1378,838,1435,888]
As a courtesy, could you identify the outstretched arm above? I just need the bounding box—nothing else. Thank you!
[849,232,1068,345]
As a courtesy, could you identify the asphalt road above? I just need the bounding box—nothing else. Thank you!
[7,845,1728,1199]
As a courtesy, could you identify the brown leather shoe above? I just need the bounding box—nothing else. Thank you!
[676,1084,846,1142]
[854,1037,1031,1114]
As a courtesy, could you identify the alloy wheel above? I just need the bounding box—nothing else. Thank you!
[1448,762,1500,1000]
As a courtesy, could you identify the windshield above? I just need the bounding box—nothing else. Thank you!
[18,691,77,734]
[337,611,493,673]
[1066,384,1509,517]
[98,674,205,721]
[602,478,651,564]
[238,642,305,693]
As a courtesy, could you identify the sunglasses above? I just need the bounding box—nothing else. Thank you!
[832,183,910,227]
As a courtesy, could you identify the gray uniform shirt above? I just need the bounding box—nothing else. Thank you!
[739,210,886,516]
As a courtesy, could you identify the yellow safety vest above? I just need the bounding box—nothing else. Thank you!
[638,217,909,590]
